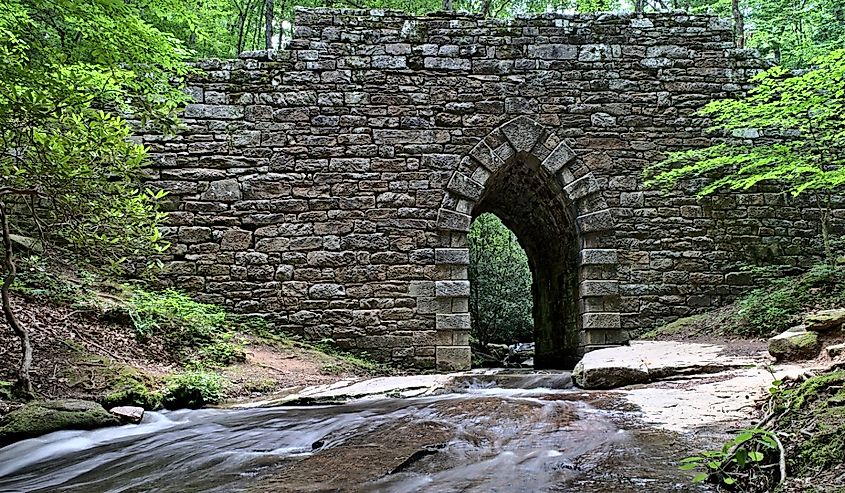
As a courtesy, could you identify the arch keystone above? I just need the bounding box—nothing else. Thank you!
[500,116,545,153]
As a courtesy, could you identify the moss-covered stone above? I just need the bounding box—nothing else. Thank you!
[0,399,119,447]
[101,369,162,411]
[767,327,820,361]
[804,309,845,332]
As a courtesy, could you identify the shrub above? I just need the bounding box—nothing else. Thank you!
[162,371,224,409]
[198,333,247,367]
[730,264,845,336]
[102,372,162,410]
[127,288,226,349]
[468,213,533,347]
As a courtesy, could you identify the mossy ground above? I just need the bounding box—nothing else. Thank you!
[642,264,845,341]
[0,258,393,417]
[777,370,845,491]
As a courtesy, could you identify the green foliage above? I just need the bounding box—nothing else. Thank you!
[198,333,247,367]
[645,50,845,197]
[0,0,188,266]
[744,0,845,68]
[730,264,845,336]
[102,371,163,410]
[127,288,227,347]
[770,371,845,480]
[162,370,224,409]
[680,428,781,489]
[10,256,81,303]
[468,213,533,347]
[0,381,13,401]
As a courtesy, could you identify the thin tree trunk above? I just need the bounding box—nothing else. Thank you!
[0,202,33,398]
[635,0,644,13]
[732,0,745,48]
[265,0,274,49]
[815,193,834,265]
[480,0,492,16]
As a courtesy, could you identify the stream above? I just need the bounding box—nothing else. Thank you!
[0,372,718,493]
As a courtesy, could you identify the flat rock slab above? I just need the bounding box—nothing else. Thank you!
[618,365,809,432]
[234,374,455,408]
[573,341,759,390]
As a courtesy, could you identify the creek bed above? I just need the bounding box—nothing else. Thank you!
[0,373,720,492]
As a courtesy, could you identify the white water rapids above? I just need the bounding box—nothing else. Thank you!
[0,373,718,492]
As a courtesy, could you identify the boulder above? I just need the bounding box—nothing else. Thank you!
[804,309,845,332]
[573,357,649,389]
[768,327,821,361]
[0,399,119,447]
[572,341,755,390]
[109,406,145,424]
[826,343,845,358]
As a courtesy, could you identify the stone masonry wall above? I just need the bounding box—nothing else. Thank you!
[141,8,831,370]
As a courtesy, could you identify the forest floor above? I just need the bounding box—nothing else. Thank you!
[0,258,393,415]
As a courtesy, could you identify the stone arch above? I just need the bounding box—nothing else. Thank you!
[434,116,625,370]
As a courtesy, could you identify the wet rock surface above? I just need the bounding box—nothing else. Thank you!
[108,406,145,424]
[0,379,717,493]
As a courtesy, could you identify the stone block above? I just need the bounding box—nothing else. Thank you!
[435,280,470,298]
[435,248,470,265]
[437,209,471,232]
[542,142,576,175]
[469,141,505,172]
[436,313,471,330]
[577,210,614,233]
[221,229,252,250]
[581,280,619,297]
[582,312,622,330]
[436,346,471,371]
[527,44,577,60]
[580,249,618,265]
[308,283,346,299]
[447,172,484,200]
[200,179,241,202]
[500,116,545,152]
[563,175,600,201]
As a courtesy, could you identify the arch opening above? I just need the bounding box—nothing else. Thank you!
[471,154,581,369]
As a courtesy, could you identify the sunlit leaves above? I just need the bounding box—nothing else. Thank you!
[0,0,188,266]
[645,50,845,198]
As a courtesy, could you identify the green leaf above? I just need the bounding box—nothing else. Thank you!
[692,473,709,483]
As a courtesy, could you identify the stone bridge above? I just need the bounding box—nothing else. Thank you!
[142,8,821,370]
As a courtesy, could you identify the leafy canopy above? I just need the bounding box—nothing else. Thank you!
[644,50,845,197]
[468,213,534,347]
[0,0,191,263]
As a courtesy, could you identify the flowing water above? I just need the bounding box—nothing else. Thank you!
[0,372,718,493]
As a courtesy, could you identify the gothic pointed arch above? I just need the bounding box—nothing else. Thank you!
[432,116,625,370]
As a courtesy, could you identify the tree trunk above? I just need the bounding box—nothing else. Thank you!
[265,0,274,49]
[480,0,492,16]
[0,202,33,398]
[442,0,452,11]
[732,0,745,48]
[635,0,644,13]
